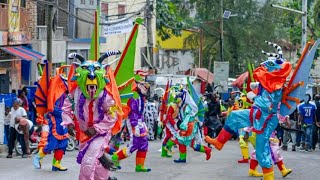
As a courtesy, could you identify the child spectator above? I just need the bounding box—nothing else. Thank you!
[4,106,11,145]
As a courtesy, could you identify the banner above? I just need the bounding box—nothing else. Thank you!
[8,0,20,33]
[104,19,133,35]
[214,61,229,93]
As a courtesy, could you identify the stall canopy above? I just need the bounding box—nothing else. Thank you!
[0,46,44,61]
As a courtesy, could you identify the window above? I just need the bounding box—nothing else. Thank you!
[101,2,108,21]
[118,4,126,19]
[89,0,94,5]
[20,0,26,7]
[80,50,88,60]
[81,0,85,4]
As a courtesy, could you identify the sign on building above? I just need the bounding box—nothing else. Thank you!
[214,61,229,93]
[104,19,133,35]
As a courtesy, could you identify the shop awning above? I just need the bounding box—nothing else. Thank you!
[0,46,44,61]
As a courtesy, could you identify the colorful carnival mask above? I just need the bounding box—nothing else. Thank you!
[260,41,284,72]
[68,51,121,99]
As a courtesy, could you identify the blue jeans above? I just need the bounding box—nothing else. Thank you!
[302,124,313,150]
[4,125,9,144]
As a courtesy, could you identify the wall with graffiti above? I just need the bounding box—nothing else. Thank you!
[154,49,194,75]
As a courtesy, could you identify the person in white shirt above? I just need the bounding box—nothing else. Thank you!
[14,117,34,156]
[7,100,27,158]
[4,106,11,145]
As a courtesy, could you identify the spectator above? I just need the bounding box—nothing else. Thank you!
[11,89,17,96]
[18,88,29,112]
[14,117,34,157]
[298,94,316,152]
[282,108,298,151]
[144,96,158,141]
[312,94,320,150]
[4,106,11,145]
[204,93,222,145]
[7,100,27,158]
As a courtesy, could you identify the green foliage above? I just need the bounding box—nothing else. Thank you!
[156,0,190,41]
[183,0,284,77]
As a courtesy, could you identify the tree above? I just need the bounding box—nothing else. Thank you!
[183,0,285,77]
[155,0,190,41]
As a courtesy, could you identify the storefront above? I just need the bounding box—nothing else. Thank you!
[0,45,44,93]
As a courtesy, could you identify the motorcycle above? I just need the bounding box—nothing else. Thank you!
[15,126,77,155]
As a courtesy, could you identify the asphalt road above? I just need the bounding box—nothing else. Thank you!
[0,140,320,180]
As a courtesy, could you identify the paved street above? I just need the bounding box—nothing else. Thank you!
[0,140,320,180]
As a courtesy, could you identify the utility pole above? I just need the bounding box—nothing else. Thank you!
[146,0,154,65]
[271,3,307,52]
[199,29,203,67]
[47,0,54,72]
[301,0,307,50]
[220,0,224,61]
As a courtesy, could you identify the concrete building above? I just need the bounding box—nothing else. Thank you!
[100,0,155,70]
[0,0,44,93]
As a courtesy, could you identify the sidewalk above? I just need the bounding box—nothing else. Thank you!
[0,144,7,154]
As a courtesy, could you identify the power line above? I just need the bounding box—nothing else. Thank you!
[33,0,147,25]
[57,4,147,25]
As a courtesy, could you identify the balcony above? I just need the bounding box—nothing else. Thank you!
[0,3,29,32]
[36,26,64,40]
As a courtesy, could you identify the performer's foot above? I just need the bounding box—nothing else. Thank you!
[164,146,174,154]
[161,154,172,158]
[205,136,223,150]
[173,159,186,163]
[52,165,68,171]
[248,169,263,177]
[135,165,151,172]
[238,158,249,163]
[281,168,292,177]
[33,154,42,169]
[161,147,172,158]
[205,147,212,160]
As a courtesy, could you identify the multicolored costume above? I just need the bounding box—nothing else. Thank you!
[112,82,151,172]
[164,86,211,163]
[205,41,296,180]
[33,63,70,171]
[61,50,123,180]
[248,130,292,178]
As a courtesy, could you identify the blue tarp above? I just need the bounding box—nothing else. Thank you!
[0,93,17,107]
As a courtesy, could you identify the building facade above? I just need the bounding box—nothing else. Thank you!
[0,0,44,93]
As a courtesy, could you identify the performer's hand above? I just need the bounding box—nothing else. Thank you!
[85,127,97,137]
[68,124,75,136]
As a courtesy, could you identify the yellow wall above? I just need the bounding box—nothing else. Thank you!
[156,30,196,50]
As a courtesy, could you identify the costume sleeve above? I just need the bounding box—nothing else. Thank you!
[61,93,74,127]
[166,106,176,126]
[93,93,117,135]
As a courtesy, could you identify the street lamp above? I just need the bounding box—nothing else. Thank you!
[220,10,238,62]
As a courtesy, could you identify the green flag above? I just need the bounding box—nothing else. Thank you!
[114,18,143,103]
[89,8,101,61]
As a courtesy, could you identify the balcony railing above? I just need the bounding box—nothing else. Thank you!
[0,4,29,32]
[36,26,64,40]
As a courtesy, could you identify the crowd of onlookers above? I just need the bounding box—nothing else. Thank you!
[4,86,320,159]
[3,87,35,158]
